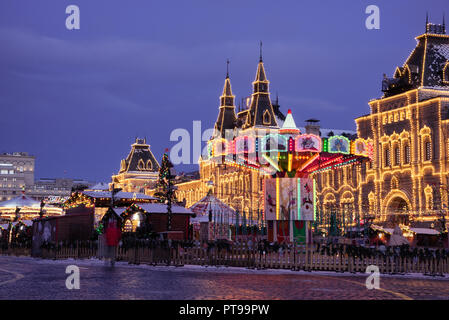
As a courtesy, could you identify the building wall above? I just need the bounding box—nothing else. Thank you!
[0,153,34,201]
[112,172,158,193]
[315,89,449,224]
[176,158,265,221]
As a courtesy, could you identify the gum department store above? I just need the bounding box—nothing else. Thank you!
[116,23,449,228]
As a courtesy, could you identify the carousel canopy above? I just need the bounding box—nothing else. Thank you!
[0,194,41,208]
[189,194,239,224]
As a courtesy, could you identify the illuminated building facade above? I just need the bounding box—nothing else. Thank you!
[0,152,34,201]
[111,138,160,193]
[175,54,354,221]
[315,22,449,226]
[176,55,280,220]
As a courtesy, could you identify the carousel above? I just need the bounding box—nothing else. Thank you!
[0,191,63,222]
[205,109,373,244]
[189,193,242,241]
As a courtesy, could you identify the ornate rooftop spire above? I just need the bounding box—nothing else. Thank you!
[241,47,278,128]
[214,61,237,137]
[221,61,234,103]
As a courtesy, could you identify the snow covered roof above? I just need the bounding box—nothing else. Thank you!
[81,190,157,201]
[296,127,356,138]
[112,207,127,216]
[87,182,110,191]
[132,203,194,215]
[410,228,440,235]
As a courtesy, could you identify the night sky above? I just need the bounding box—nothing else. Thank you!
[0,0,447,182]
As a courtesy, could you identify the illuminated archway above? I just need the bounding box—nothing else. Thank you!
[383,190,411,223]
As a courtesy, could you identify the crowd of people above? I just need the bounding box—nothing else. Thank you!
[314,242,449,262]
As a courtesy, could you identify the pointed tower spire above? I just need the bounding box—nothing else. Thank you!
[243,46,278,128]
[254,46,268,85]
[214,62,237,138]
[426,12,429,33]
[221,63,233,99]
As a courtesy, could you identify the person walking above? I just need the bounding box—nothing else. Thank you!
[105,217,121,266]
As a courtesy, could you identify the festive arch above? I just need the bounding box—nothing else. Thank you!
[323,193,336,206]
[340,190,355,204]
[383,190,412,217]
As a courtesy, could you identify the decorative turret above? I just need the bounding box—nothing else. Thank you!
[118,138,160,173]
[243,43,278,128]
[214,60,237,138]
[382,16,449,97]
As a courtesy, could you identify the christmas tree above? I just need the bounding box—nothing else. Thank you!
[154,150,176,231]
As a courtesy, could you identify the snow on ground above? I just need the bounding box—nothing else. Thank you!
[5,256,448,281]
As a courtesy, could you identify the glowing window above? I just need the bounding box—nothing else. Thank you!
[394,147,400,165]
[425,141,431,161]
[404,145,411,164]
[384,148,391,167]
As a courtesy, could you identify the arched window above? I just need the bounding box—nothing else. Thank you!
[404,145,411,164]
[263,110,271,125]
[394,146,400,166]
[384,148,391,167]
[424,186,433,211]
[368,192,375,216]
[425,141,431,161]
[146,160,153,170]
[391,176,399,190]
[124,220,133,233]
[137,159,145,170]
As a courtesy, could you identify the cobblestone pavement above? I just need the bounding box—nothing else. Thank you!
[0,256,448,300]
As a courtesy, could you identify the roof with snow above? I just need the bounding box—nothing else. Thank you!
[410,228,440,235]
[383,23,449,96]
[127,203,194,215]
[87,182,110,191]
[297,127,356,138]
[81,190,157,201]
